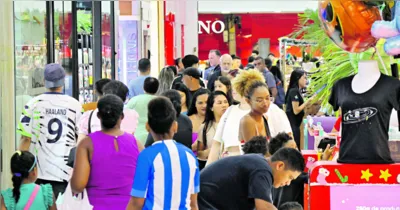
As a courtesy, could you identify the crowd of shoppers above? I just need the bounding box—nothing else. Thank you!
[3,51,320,210]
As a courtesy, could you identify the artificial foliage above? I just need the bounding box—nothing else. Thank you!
[290,9,393,108]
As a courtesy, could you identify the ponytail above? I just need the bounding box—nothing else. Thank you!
[10,151,36,203]
[12,172,28,202]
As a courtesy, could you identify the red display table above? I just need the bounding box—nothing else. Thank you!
[305,162,400,210]
[302,150,318,173]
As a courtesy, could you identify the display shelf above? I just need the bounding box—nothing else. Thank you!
[77,33,94,104]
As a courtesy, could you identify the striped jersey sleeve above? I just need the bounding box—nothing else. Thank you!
[131,150,152,198]
[193,157,200,194]
[17,98,37,138]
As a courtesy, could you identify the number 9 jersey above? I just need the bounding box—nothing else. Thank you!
[17,93,83,182]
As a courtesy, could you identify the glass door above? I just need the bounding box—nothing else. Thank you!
[14,1,47,147]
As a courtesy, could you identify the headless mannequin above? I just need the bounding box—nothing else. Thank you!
[352,60,400,131]
[351,60,381,94]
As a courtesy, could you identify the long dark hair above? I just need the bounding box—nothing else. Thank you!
[285,69,306,103]
[216,76,234,104]
[202,91,231,148]
[270,66,284,86]
[11,151,36,203]
[172,83,191,109]
[187,89,211,116]
[162,90,182,117]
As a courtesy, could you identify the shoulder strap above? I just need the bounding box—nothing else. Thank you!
[88,110,95,134]
[219,106,234,156]
[24,185,40,210]
[263,116,271,141]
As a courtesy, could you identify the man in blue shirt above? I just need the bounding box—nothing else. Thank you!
[126,97,200,210]
[128,58,151,98]
[254,56,277,99]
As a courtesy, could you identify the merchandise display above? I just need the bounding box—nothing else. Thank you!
[329,61,400,164]
[78,33,94,104]
[307,162,400,210]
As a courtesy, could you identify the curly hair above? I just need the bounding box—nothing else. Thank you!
[242,136,268,155]
[232,69,265,97]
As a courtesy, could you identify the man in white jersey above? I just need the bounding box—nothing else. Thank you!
[18,63,82,198]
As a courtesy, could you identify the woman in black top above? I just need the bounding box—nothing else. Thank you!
[144,90,193,149]
[285,69,315,149]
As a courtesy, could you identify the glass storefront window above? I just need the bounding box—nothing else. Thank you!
[54,1,73,97]
[14,2,47,147]
[77,4,94,103]
[102,1,112,79]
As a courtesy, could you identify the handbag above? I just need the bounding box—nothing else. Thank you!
[219,106,233,158]
[24,185,40,210]
[67,110,95,167]
[56,183,93,210]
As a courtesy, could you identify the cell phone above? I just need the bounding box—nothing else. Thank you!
[318,138,336,150]
[315,84,327,94]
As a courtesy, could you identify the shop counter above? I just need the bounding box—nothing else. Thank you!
[302,150,318,173]
[305,162,400,210]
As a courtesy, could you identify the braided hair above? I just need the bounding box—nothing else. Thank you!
[10,151,36,203]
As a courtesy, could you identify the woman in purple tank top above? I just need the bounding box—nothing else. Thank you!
[71,95,143,210]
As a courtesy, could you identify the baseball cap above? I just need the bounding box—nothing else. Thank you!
[183,67,201,80]
[44,63,66,88]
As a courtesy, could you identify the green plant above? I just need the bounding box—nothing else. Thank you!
[77,10,92,34]
[289,9,393,110]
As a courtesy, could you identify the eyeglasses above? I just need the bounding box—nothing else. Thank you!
[252,96,274,104]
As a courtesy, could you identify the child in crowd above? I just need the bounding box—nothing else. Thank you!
[1,151,56,210]
[242,136,269,156]
[126,97,200,210]
[279,202,303,210]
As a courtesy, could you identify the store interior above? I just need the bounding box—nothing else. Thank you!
[1,0,400,209]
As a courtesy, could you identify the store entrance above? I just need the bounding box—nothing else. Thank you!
[13,0,116,152]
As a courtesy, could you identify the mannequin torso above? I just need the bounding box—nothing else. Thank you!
[329,60,400,163]
[351,60,381,94]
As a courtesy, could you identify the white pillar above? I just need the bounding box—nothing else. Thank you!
[148,0,164,77]
[184,1,198,56]
[0,0,15,190]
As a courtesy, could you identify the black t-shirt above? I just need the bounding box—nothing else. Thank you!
[198,154,273,210]
[144,114,193,149]
[329,74,400,163]
[285,88,305,126]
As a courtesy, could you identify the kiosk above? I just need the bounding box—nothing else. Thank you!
[305,162,400,210]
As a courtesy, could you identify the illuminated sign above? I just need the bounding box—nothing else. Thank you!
[198,20,225,34]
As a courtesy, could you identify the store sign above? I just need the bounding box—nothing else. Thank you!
[198,20,225,34]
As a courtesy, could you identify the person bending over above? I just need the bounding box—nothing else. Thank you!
[126,97,199,210]
[198,148,305,210]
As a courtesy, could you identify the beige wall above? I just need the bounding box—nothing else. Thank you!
[0,0,16,190]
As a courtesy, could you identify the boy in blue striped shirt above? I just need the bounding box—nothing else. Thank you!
[126,97,200,210]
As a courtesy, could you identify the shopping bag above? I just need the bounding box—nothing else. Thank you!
[56,183,93,210]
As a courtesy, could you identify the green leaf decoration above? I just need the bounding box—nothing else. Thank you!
[289,9,394,111]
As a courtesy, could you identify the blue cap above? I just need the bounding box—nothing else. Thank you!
[44,63,65,88]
